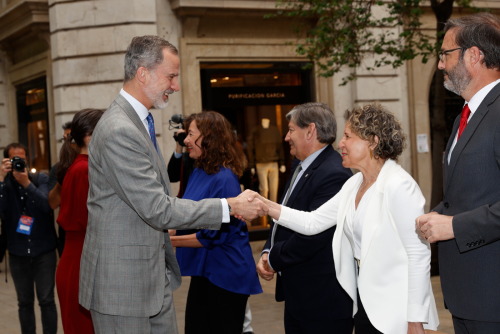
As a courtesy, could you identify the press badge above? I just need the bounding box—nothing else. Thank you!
[17,215,34,235]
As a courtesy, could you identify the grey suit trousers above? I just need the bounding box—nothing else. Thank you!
[91,277,178,334]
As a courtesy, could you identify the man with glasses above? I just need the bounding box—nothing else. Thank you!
[437,47,464,62]
[417,13,500,334]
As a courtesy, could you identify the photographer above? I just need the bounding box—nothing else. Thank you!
[0,142,58,334]
[167,114,194,197]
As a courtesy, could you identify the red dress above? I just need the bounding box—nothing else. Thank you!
[56,154,94,334]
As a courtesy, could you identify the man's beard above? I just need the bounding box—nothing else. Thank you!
[443,59,472,96]
[145,87,175,110]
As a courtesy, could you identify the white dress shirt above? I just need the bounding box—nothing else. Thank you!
[119,89,230,222]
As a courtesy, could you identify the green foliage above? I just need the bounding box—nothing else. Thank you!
[272,0,446,84]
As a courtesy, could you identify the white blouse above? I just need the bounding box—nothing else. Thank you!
[276,160,439,333]
[345,184,375,261]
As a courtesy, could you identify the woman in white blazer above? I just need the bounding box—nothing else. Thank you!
[250,104,439,334]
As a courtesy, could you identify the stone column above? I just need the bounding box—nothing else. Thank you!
[49,0,180,158]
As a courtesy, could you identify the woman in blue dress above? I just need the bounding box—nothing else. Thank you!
[170,111,262,334]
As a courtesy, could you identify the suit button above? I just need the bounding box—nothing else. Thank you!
[444,202,449,208]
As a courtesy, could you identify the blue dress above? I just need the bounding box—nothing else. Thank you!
[176,167,262,295]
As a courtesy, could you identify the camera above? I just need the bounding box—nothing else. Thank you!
[169,114,186,147]
[11,156,27,172]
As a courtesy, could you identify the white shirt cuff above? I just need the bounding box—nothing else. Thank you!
[220,198,230,223]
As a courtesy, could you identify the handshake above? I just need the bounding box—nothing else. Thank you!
[227,190,273,221]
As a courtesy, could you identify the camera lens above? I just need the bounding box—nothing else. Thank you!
[11,156,26,172]
[171,114,184,124]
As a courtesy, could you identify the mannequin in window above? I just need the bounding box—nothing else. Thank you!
[247,118,285,202]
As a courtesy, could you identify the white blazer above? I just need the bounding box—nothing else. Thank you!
[278,159,439,333]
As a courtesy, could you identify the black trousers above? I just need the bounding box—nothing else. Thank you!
[284,304,353,334]
[10,251,58,334]
[354,291,382,334]
[453,315,500,334]
[185,276,248,334]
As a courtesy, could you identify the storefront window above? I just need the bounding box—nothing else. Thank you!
[200,62,313,237]
[16,77,50,173]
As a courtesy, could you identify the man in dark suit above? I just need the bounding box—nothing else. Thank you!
[257,102,353,334]
[417,13,500,334]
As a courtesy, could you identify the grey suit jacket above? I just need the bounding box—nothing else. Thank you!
[79,94,222,317]
[434,82,500,321]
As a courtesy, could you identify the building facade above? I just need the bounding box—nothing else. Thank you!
[1,0,499,220]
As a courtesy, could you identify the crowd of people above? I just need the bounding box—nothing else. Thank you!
[0,11,498,334]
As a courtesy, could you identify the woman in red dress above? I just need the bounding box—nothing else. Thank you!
[56,108,103,334]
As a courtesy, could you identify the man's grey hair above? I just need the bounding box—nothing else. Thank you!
[286,102,337,144]
[124,35,178,82]
[445,13,500,70]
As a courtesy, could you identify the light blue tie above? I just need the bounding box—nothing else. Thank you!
[146,113,158,150]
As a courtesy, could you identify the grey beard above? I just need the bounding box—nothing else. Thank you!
[443,80,461,96]
[442,62,471,97]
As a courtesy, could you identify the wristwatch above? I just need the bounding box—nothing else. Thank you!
[227,203,232,214]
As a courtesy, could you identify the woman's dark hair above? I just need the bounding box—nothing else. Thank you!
[56,108,104,183]
[344,103,406,161]
[184,111,247,177]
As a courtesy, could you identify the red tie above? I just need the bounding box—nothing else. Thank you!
[457,104,471,139]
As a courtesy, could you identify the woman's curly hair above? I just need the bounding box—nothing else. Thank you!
[344,103,406,161]
[184,111,247,176]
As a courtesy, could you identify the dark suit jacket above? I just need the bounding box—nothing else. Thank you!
[434,82,500,322]
[264,145,353,322]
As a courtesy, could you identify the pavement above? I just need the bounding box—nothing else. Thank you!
[0,240,454,334]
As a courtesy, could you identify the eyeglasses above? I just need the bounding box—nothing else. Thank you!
[438,47,465,61]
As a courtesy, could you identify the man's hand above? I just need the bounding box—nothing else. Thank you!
[227,190,268,221]
[416,212,454,243]
[0,158,11,182]
[12,168,31,188]
[256,252,275,281]
[174,129,186,154]
[0,158,30,187]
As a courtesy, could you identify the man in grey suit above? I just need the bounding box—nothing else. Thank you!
[79,35,267,334]
[417,13,500,334]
